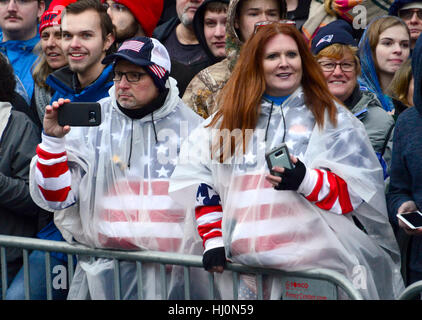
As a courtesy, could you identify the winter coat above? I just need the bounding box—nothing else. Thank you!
[29,77,203,299]
[387,34,422,281]
[0,34,39,100]
[0,101,41,280]
[349,87,395,175]
[46,64,114,103]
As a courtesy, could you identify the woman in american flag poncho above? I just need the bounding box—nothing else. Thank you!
[169,22,405,299]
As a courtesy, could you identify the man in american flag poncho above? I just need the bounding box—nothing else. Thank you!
[29,36,202,299]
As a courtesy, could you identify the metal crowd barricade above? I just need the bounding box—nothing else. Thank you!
[0,234,363,300]
[397,280,422,300]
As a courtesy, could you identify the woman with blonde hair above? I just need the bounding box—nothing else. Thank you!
[170,22,404,299]
[30,0,75,130]
[387,58,414,119]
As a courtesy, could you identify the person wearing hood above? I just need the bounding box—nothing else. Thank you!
[153,0,208,66]
[28,36,202,300]
[358,15,411,113]
[182,0,287,119]
[387,34,422,295]
[389,0,422,49]
[312,19,395,181]
[170,0,229,97]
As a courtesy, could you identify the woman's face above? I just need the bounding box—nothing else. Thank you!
[375,25,410,76]
[262,33,302,97]
[318,50,358,102]
[40,25,67,70]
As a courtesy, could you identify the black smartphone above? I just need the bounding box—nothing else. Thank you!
[58,102,101,127]
[265,143,294,177]
[397,211,422,229]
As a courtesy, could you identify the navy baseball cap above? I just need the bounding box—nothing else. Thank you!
[102,36,171,90]
[311,20,357,55]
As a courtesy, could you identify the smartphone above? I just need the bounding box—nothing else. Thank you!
[58,102,101,127]
[265,143,294,177]
[397,211,422,229]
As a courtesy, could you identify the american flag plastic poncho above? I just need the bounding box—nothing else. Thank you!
[169,87,405,299]
[29,78,203,299]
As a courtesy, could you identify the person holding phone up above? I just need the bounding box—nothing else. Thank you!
[169,22,404,299]
[387,34,422,292]
[28,36,202,299]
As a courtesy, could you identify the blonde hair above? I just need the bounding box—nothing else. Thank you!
[387,58,413,106]
[31,42,54,90]
[315,43,361,75]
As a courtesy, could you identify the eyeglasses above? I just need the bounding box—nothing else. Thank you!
[0,0,36,6]
[399,8,422,20]
[102,1,127,12]
[318,61,355,73]
[253,20,296,34]
[113,71,145,83]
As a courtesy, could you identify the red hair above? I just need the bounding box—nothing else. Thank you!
[209,23,338,162]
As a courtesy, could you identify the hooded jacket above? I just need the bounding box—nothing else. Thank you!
[193,0,229,67]
[168,0,229,98]
[182,0,287,119]
[387,34,422,278]
[29,77,203,299]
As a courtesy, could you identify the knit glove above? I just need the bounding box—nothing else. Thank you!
[275,158,307,191]
[202,247,226,271]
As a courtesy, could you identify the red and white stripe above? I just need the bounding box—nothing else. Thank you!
[197,170,361,266]
[149,64,167,79]
[35,142,76,210]
[97,180,185,251]
[299,168,362,214]
[195,205,223,251]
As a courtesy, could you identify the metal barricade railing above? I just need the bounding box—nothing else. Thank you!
[397,280,422,300]
[0,234,363,300]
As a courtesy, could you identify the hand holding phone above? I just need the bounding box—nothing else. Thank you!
[44,98,72,138]
[265,144,306,191]
[58,102,101,127]
[397,211,422,230]
[265,143,294,177]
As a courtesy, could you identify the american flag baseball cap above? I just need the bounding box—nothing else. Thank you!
[102,36,171,78]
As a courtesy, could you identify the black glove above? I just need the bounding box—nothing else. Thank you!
[202,247,226,271]
[275,158,306,191]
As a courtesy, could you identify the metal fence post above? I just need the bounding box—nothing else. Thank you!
[1,247,7,299]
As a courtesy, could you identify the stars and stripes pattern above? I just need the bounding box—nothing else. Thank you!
[35,134,184,251]
[195,167,362,258]
[118,40,145,53]
[195,183,223,251]
[97,180,185,251]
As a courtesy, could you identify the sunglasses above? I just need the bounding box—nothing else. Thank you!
[399,8,422,20]
[253,20,296,34]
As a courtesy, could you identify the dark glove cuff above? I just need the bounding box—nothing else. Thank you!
[203,247,226,270]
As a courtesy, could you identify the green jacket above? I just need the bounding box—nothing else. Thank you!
[349,88,395,174]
